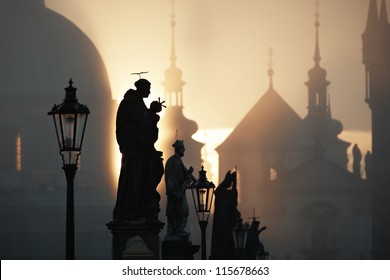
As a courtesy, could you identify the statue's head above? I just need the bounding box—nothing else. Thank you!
[134,79,151,97]
[172,140,185,156]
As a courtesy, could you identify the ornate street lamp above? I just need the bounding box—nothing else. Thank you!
[189,166,215,260]
[232,218,249,259]
[48,79,89,260]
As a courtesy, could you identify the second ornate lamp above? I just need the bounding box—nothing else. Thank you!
[188,166,215,260]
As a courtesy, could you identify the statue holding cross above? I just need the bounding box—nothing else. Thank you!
[113,74,166,223]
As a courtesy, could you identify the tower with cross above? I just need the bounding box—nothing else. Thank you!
[158,0,203,173]
[217,1,369,260]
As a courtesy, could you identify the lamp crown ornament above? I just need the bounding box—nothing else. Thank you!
[64,78,77,101]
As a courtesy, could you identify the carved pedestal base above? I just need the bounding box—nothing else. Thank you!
[106,220,164,260]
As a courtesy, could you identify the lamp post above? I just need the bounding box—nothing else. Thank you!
[232,218,249,259]
[189,166,215,260]
[48,79,89,260]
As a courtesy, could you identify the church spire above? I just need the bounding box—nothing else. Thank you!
[305,0,330,118]
[380,0,389,24]
[314,0,321,67]
[169,0,177,67]
[367,0,379,29]
[162,0,185,107]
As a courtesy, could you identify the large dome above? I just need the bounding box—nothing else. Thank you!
[0,0,111,101]
[0,0,117,260]
[0,0,116,189]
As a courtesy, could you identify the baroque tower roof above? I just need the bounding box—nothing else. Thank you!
[158,0,202,169]
[303,1,349,162]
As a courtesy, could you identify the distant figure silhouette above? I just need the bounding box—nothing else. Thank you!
[210,170,241,259]
[245,219,267,260]
[165,140,194,239]
[113,78,164,222]
[364,151,372,181]
[352,144,362,178]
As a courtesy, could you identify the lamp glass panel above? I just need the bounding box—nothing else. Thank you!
[53,114,63,149]
[61,114,75,149]
[74,114,87,150]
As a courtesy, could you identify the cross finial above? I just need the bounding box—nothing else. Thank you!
[249,208,260,222]
[314,0,320,27]
[171,0,176,22]
[267,48,274,69]
[267,48,275,88]
[171,0,176,13]
[131,71,148,79]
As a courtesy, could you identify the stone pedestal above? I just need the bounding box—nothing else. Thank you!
[106,220,164,260]
[162,239,200,260]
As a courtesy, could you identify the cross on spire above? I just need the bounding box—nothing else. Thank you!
[171,0,176,16]
[267,48,275,89]
[267,47,275,69]
[314,0,321,26]
[249,208,260,222]
[313,0,321,66]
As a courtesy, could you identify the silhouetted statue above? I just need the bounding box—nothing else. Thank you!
[245,219,267,260]
[352,144,362,178]
[165,140,194,239]
[113,78,164,222]
[210,170,241,259]
[364,151,372,181]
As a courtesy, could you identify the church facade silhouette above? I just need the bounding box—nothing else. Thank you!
[217,3,373,259]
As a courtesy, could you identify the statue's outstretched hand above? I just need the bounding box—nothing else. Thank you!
[150,98,166,113]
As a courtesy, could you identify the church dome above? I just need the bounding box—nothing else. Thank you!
[0,0,115,191]
[0,0,111,102]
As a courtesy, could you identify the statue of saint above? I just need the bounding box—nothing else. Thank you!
[165,140,194,239]
[210,170,241,259]
[364,151,372,181]
[352,144,362,178]
[113,78,164,223]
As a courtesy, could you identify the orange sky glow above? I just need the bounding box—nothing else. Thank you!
[45,0,374,183]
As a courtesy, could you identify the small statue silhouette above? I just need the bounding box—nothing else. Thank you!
[352,144,362,178]
[113,78,165,222]
[165,140,194,239]
[364,150,372,181]
[245,218,267,260]
[210,170,241,259]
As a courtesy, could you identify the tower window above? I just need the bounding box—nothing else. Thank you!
[16,133,22,172]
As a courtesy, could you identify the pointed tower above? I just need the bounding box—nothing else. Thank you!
[217,50,310,216]
[303,3,349,168]
[158,1,203,171]
[306,5,330,119]
[362,0,390,260]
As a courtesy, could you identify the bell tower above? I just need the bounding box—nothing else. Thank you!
[303,1,349,168]
[362,0,390,259]
[158,0,203,174]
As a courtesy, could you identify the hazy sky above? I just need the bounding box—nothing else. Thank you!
[45,0,373,133]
